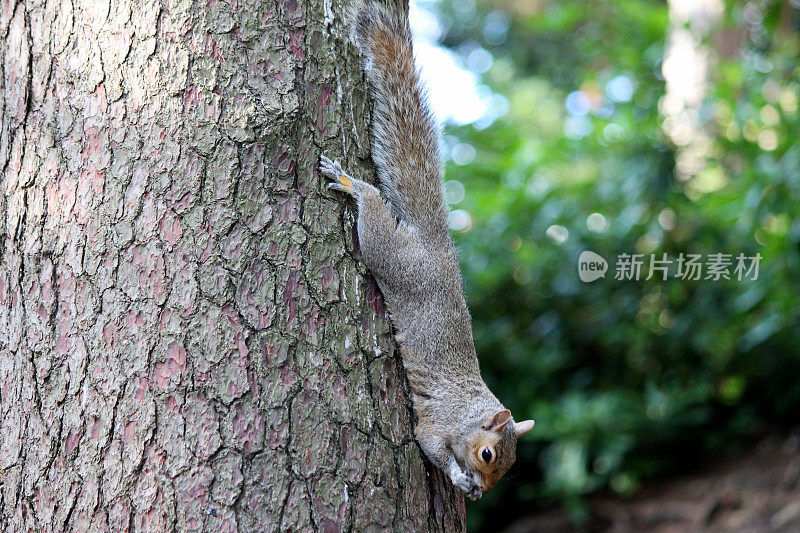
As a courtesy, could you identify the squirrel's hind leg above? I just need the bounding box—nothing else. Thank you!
[321,154,422,282]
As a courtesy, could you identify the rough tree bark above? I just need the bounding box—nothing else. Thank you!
[0,0,465,531]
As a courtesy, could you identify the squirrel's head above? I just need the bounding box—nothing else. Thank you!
[466,409,535,492]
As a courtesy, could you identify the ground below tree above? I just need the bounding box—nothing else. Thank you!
[504,434,800,532]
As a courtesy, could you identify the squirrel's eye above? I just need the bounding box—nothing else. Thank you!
[481,447,493,463]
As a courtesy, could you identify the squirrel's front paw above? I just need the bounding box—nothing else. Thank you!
[449,468,483,501]
[319,155,355,195]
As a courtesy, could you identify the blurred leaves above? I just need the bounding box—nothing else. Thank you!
[429,0,800,529]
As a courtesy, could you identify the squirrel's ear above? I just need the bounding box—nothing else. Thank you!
[514,419,535,438]
[482,409,511,432]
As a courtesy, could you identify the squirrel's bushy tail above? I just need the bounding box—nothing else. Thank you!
[350,1,448,236]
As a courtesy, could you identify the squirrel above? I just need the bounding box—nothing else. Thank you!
[319,0,534,501]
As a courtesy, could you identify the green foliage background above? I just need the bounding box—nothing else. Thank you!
[424,0,800,529]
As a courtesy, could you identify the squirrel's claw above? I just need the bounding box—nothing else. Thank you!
[327,182,351,193]
[465,486,483,501]
[464,470,483,501]
[319,155,345,180]
[449,468,483,500]
[320,154,356,195]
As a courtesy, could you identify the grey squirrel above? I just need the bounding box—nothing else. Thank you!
[319,0,534,500]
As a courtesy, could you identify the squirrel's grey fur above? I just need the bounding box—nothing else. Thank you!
[320,0,534,500]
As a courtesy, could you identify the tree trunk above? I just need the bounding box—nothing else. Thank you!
[0,0,464,530]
